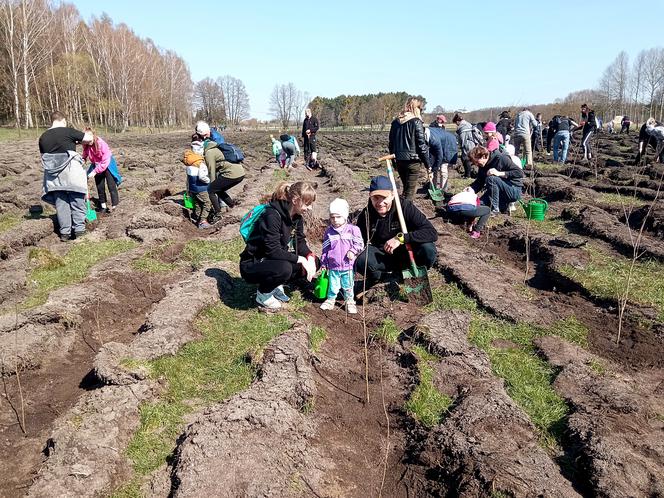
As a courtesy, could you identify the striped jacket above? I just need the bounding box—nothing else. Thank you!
[321,223,364,271]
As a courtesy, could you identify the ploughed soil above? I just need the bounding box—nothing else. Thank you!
[0,127,662,497]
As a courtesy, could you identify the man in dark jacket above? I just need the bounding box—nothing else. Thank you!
[302,108,320,169]
[388,97,430,200]
[469,146,524,214]
[496,111,513,141]
[580,104,597,162]
[427,126,458,191]
[355,176,438,287]
[621,116,631,134]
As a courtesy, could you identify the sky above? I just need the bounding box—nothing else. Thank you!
[71,0,664,121]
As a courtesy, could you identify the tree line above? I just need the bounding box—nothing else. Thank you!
[0,0,193,129]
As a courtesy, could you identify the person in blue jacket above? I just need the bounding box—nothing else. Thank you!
[426,126,459,192]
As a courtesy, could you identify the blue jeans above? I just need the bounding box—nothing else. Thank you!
[553,130,570,163]
[327,269,354,301]
[481,176,521,212]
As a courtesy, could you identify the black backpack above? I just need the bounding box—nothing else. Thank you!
[217,142,245,163]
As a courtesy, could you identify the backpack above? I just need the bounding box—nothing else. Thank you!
[471,126,485,146]
[239,204,269,242]
[210,128,225,144]
[217,142,245,163]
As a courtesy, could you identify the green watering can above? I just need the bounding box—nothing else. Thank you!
[519,198,548,221]
[85,194,97,222]
[313,269,329,300]
[183,192,194,209]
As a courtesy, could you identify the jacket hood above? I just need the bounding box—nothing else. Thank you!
[270,199,295,223]
[397,112,418,125]
[41,152,76,174]
[203,140,218,152]
[456,120,472,132]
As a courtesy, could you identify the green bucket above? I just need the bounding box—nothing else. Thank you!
[520,198,548,221]
[183,192,194,210]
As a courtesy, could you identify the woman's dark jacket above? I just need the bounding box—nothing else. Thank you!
[240,199,312,263]
[388,115,430,167]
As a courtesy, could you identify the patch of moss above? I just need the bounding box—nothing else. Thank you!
[24,240,137,308]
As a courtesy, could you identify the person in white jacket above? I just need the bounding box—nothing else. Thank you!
[445,187,492,239]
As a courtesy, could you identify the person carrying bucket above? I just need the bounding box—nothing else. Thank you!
[354,176,437,290]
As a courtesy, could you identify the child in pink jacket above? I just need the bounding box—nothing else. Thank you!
[82,129,121,213]
[320,198,364,314]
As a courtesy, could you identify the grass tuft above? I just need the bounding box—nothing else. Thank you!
[560,245,664,321]
[425,282,477,313]
[406,345,452,427]
[597,192,646,208]
[132,243,178,273]
[0,212,22,234]
[373,318,401,345]
[309,325,327,353]
[25,240,137,308]
[181,237,245,268]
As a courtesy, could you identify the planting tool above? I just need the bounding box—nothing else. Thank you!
[427,170,445,202]
[379,154,433,305]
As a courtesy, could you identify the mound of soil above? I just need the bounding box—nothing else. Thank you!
[168,323,329,497]
[536,336,664,497]
[408,311,580,497]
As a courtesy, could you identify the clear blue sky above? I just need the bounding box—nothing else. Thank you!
[72,0,663,120]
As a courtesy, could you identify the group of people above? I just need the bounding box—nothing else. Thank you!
[183,121,246,229]
[239,175,438,312]
[38,111,122,241]
[38,100,664,314]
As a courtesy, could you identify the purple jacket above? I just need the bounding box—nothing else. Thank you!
[321,223,364,271]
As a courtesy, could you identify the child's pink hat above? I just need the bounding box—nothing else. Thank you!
[483,121,497,133]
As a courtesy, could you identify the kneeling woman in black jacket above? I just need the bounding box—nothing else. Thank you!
[240,181,318,310]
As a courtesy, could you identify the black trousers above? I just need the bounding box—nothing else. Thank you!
[396,160,422,200]
[94,169,119,206]
[355,242,437,284]
[208,175,244,213]
[546,128,555,153]
[462,158,473,178]
[240,258,302,293]
[304,134,317,155]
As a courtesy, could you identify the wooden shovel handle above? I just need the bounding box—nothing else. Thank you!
[378,154,396,162]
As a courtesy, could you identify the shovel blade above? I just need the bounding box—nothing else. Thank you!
[428,187,444,202]
[400,266,433,305]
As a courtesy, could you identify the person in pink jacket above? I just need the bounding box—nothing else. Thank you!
[82,128,120,213]
[320,198,364,314]
[483,122,504,152]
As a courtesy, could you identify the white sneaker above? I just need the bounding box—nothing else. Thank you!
[346,301,357,314]
[272,285,290,302]
[508,202,517,215]
[320,299,335,311]
[256,290,282,310]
